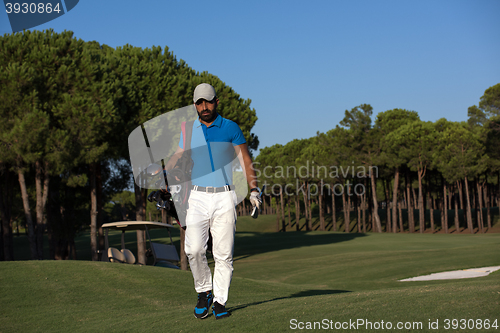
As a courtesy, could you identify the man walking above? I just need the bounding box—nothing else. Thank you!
[167,83,261,319]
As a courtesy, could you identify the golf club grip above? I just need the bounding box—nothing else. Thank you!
[251,206,258,219]
[251,185,265,219]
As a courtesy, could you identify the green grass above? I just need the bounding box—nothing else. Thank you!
[1,221,500,332]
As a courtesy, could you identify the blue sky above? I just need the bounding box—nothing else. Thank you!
[2,0,499,154]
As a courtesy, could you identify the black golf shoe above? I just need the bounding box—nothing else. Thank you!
[194,291,213,319]
[212,301,231,320]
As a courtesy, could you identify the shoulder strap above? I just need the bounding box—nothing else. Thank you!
[184,120,194,151]
[181,121,186,149]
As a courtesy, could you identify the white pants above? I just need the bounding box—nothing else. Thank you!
[184,190,237,306]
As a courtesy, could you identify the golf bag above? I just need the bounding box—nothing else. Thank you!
[147,120,194,229]
[171,120,194,226]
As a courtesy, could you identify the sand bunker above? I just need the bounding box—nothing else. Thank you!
[399,266,500,281]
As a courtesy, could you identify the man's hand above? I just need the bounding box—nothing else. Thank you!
[249,188,262,219]
[249,190,262,209]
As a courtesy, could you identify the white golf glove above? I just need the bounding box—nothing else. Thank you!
[249,188,262,209]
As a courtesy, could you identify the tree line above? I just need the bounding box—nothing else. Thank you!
[1,30,498,263]
[0,29,258,262]
[250,84,500,234]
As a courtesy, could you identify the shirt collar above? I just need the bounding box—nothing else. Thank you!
[197,113,222,128]
[211,114,222,128]
[194,118,202,127]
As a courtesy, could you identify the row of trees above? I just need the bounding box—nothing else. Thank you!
[253,84,500,234]
[0,29,258,262]
[1,30,497,263]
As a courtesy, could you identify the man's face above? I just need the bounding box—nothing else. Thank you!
[195,98,219,123]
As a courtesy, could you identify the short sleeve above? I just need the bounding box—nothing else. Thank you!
[229,122,246,146]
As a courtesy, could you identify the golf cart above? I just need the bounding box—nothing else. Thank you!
[100,220,180,269]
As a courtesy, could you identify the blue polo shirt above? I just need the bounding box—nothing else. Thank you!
[179,114,246,187]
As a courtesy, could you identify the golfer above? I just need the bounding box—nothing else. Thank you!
[167,83,261,319]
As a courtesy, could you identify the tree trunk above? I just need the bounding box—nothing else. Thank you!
[346,191,351,232]
[267,195,271,215]
[456,180,463,230]
[302,182,309,231]
[412,187,418,211]
[443,182,449,233]
[473,178,478,231]
[356,194,361,233]
[287,200,291,231]
[367,178,373,231]
[391,168,399,233]
[42,163,49,240]
[476,180,484,233]
[90,163,98,261]
[70,240,77,260]
[295,194,300,231]
[280,188,285,232]
[453,185,459,232]
[134,181,146,264]
[464,176,474,233]
[0,164,14,261]
[331,184,337,231]
[471,180,476,210]
[96,162,105,256]
[429,192,435,233]
[417,168,425,233]
[33,161,50,260]
[307,182,312,231]
[46,177,57,260]
[275,196,281,232]
[244,197,249,215]
[362,190,367,232]
[485,181,492,230]
[50,177,76,261]
[35,160,45,259]
[19,169,37,259]
[370,170,382,233]
[342,186,348,232]
[398,202,403,232]
[406,171,414,233]
[458,180,464,210]
[262,193,267,215]
[138,188,148,264]
[319,184,324,231]
[384,178,391,233]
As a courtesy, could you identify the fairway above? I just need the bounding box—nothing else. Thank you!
[1,230,499,332]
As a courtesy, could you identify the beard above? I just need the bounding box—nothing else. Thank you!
[198,108,217,123]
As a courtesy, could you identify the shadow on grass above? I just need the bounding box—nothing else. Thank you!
[234,232,366,259]
[12,224,365,261]
[228,289,351,313]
